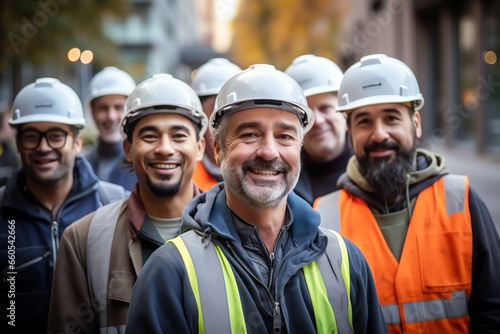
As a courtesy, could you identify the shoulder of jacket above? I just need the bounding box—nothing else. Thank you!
[64,199,126,240]
[97,180,129,205]
[63,209,99,238]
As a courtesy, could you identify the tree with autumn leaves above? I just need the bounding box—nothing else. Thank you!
[229,0,347,70]
[0,0,130,100]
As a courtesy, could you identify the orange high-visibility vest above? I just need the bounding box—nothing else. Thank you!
[340,175,472,333]
[192,161,219,192]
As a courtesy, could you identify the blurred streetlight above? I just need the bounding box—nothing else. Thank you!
[67,47,93,101]
[68,48,81,62]
[484,50,497,65]
[80,50,94,64]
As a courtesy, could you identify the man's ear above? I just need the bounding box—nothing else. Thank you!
[196,137,206,161]
[413,110,422,139]
[123,139,132,162]
[214,140,221,166]
[73,133,83,154]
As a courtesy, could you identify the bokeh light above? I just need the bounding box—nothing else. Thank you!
[67,48,81,62]
[80,50,94,64]
[484,51,497,65]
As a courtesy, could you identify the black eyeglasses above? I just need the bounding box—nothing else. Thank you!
[19,129,74,150]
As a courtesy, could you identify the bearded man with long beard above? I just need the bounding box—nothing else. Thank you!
[316,54,500,334]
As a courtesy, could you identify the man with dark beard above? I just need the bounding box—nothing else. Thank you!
[125,64,387,333]
[316,54,500,333]
[47,74,207,333]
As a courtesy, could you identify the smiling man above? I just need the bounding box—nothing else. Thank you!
[0,78,127,333]
[285,54,352,207]
[126,65,387,333]
[316,54,500,333]
[85,66,137,190]
[47,74,207,333]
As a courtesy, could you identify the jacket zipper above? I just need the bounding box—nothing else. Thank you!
[12,251,51,273]
[50,215,59,270]
[268,228,285,334]
[224,240,277,299]
[269,229,328,333]
[48,181,100,272]
[224,229,287,333]
[268,251,282,333]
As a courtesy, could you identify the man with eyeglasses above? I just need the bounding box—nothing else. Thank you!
[0,78,127,333]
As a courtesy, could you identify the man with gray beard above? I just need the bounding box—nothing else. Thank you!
[126,64,387,333]
[48,74,207,333]
[316,54,500,333]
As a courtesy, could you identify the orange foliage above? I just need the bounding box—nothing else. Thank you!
[230,0,347,70]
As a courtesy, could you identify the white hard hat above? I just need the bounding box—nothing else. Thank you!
[121,74,208,138]
[337,54,424,113]
[211,64,315,133]
[191,58,242,96]
[285,54,344,96]
[86,66,135,109]
[10,77,85,128]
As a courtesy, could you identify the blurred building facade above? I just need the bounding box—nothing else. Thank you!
[338,0,500,159]
[0,0,202,109]
[104,0,200,82]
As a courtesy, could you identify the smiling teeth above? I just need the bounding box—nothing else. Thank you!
[152,163,177,169]
[253,169,278,176]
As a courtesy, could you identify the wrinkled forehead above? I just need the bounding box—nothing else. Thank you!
[227,107,302,130]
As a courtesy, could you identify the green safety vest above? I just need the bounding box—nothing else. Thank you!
[169,227,354,334]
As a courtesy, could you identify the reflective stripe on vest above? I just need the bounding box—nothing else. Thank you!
[315,191,341,231]
[339,174,472,332]
[169,230,245,334]
[305,228,354,333]
[169,228,353,333]
[87,200,126,333]
[382,290,468,324]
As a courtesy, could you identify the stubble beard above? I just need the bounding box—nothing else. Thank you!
[220,156,299,209]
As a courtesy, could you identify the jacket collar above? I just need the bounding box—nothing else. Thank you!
[182,183,321,245]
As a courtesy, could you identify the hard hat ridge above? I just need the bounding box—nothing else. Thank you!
[285,54,344,97]
[191,58,242,96]
[10,77,85,128]
[210,64,315,133]
[337,54,424,113]
[121,74,208,139]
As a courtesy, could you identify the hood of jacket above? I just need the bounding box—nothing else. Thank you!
[181,183,323,245]
[338,148,448,213]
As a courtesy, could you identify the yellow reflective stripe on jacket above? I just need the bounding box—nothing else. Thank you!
[303,260,338,332]
[169,230,246,334]
[304,228,354,333]
[169,237,205,333]
[171,229,352,333]
[332,229,353,326]
[213,244,247,333]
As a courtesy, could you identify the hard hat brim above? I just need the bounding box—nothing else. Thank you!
[337,95,424,113]
[9,114,86,128]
